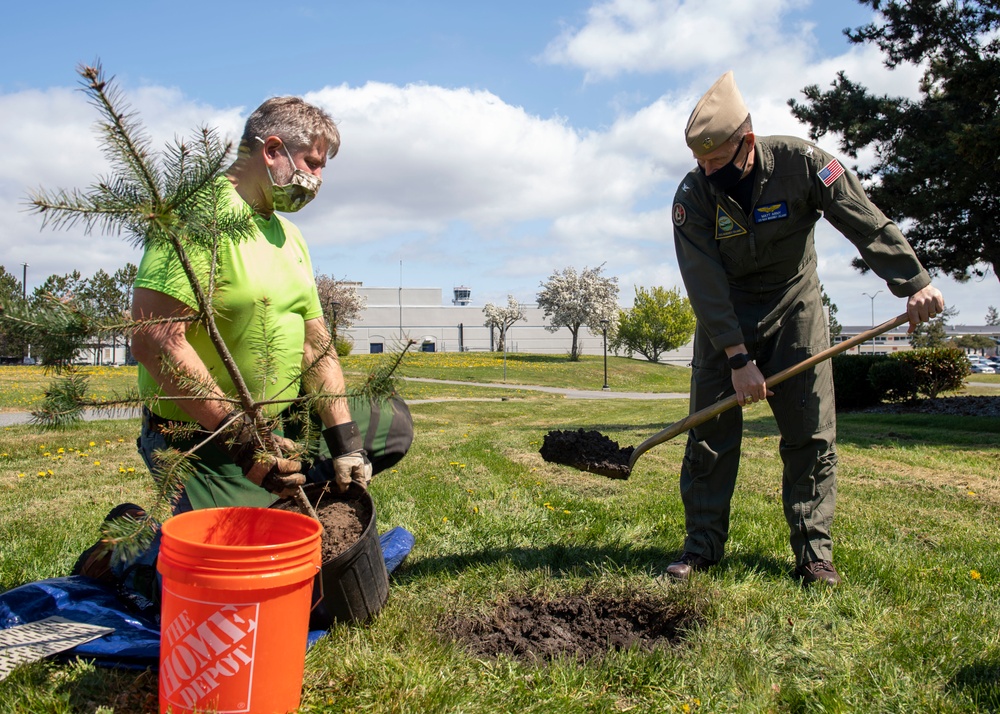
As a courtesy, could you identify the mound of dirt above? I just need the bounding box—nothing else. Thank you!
[444,592,698,662]
[539,429,634,479]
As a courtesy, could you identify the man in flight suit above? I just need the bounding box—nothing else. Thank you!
[667,71,944,585]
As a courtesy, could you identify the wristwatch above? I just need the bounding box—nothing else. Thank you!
[728,352,752,370]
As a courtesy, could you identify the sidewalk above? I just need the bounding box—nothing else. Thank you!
[0,380,687,427]
[3,379,994,426]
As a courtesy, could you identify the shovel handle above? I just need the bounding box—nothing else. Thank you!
[627,312,910,470]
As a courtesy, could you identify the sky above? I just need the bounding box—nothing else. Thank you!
[1,0,995,327]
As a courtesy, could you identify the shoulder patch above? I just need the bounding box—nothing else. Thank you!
[672,203,687,226]
[715,205,747,240]
[818,158,845,187]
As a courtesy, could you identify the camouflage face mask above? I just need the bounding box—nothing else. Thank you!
[258,137,322,212]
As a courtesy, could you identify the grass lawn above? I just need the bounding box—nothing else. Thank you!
[0,359,998,712]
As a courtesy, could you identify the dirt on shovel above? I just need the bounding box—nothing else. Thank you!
[539,429,634,479]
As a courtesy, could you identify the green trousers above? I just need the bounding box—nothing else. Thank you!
[680,289,837,566]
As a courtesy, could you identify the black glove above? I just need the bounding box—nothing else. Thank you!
[213,413,306,496]
[322,421,373,492]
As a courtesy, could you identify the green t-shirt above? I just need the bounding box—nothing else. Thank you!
[135,177,323,422]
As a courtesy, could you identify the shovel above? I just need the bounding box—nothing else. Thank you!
[540,312,910,478]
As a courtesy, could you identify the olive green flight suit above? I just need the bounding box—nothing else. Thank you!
[671,135,931,566]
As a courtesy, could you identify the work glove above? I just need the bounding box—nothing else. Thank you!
[213,413,307,497]
[322,421,373,493]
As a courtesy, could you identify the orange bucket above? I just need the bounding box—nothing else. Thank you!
[157,507,322,714]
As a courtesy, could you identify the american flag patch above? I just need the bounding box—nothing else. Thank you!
[818,158,844,186]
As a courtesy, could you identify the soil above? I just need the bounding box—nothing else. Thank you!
[539,429,635,479]
[273,487,370,562]
[444,591,698,662]
[859,394,1000,418]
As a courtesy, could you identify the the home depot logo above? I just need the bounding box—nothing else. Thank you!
[160,599,259,713]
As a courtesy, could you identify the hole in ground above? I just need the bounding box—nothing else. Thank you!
[443,589,704,662]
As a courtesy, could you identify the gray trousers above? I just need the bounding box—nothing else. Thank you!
[680,291,837,566]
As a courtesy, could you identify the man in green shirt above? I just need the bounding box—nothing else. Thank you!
[667,71,944,585]
[130,96,370,512]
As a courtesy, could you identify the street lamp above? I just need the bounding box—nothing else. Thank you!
[862,290,882,354]
[600,319,610,391]
[21,262,28,301]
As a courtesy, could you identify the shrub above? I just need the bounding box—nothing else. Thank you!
[335,335,353,357]
[869,358,918,403]
[832,354,889,410]
[894,347,969,399]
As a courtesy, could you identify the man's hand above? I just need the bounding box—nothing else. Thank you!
[905,284,945,332]
[731,361,772,407]
[213,413,306,496]
[244,455,307,499]
[323,421,374,493]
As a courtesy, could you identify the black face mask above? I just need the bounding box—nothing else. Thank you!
[701,136,748,190]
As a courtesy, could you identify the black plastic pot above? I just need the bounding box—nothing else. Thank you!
[273,482,389,630]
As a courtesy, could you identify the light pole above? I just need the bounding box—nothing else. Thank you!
[21,262,30,363]
[600,319,610,391]
[862,290,882,354]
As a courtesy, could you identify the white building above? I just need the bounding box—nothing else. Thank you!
[342,285,694,363]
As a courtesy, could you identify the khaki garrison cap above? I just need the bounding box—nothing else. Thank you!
[685,71,749,157]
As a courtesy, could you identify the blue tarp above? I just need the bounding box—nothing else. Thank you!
[0,526,414,669]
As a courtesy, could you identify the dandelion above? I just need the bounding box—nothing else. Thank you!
[89,441,96,447]
[442,517,448,523]
[971,570,982,580]
[17,473,25,479]
[473,506,479,514]
[47,469,53,476]
[93,460,101,466]
[968,491,976,496]
[127,467,135,473]
[57,448,65,454]
[37,471,46,477]
[563,510,571,514]
[119,467,126,473]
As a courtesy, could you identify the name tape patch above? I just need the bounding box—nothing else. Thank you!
[754,201,789,223]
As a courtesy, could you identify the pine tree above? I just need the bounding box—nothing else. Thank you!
[2,63,406,545]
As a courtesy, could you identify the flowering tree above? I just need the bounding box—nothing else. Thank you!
[536,265,619,361]
[611,285,695,362]
[315,274,366,352]
[482,295,526,352]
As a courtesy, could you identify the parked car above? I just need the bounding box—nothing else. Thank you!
[970,363,996,374]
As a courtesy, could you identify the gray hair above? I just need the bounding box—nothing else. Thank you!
[240,96,341,158]
[726,114,754,149]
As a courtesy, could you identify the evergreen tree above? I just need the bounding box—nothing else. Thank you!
[2,63,405,536]
[986,305,1000,326]
[910,305,959,348]
[820,286,843,343]
[789,0,1000,286]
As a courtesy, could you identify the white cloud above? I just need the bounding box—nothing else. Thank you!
[0,8,989,327]
[541,0,810,79]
